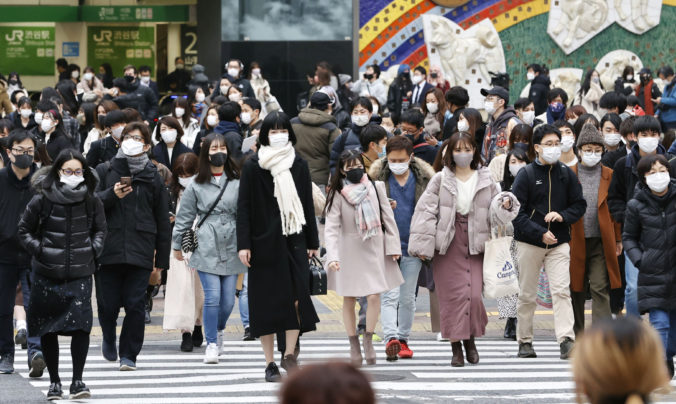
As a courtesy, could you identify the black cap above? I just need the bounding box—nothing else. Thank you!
[310,91,331,109]
[480,86,509,103]
[639,67,651,75]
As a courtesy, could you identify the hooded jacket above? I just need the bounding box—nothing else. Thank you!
[529,74,551,116]
[292,108,341,185]
[623,181,676,313]
[482,107,519,162]
[18,168,106,280]
[368,156,435,203]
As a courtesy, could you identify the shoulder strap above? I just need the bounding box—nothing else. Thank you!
[196,179,229,229]
[338,130,349,153]
[39,197,53,234]
[369,180,386,231]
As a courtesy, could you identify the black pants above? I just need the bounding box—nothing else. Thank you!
[95,264,150,362]
[41,331,89,384]
[0,265,41,362]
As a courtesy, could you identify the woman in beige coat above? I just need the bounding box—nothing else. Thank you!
[408,132,519,367]
[324,149,403,367]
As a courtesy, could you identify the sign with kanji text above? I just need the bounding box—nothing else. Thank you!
[0,26,54,75]
[87,26,154,77]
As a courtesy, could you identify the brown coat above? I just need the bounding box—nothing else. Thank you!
[569,164,622,292]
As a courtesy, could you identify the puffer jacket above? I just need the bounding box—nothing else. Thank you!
[292,108,341,185]
[18,173,106,280]
[623,181,676,313]
[329,125,363,172]
[408,167,519,258]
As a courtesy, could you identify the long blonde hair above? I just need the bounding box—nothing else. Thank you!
[572,318,671,404]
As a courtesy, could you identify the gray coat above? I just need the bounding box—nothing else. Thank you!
[171,175,246,276]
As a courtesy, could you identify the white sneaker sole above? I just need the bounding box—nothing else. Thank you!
[203,357,219,364]
[70,391,91,399]
[119,365,136,371]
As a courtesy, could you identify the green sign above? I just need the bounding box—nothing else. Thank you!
[88,26,155,77]
[81,6,190,23]
[0,26,55,75]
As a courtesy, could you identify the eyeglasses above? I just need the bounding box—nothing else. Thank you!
[61,168,84,176]
[541,142,561,147]
[123,135,144,142]
[11,148,34,155]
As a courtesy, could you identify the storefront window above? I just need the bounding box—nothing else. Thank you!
[221,0,352,41]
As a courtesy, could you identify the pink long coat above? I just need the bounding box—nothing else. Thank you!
[325,181,404,297]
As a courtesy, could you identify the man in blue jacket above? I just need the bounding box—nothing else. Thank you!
[657,66,676,132]
[511,124,587,361]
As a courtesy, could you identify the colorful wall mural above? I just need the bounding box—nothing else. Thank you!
[359,0,676,101]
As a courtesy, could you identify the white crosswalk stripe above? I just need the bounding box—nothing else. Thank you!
[13,338,676,403]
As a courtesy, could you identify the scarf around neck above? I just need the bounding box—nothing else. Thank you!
[116,148,149,174]
[43,181,88,205]
[340,174,380,240]
[258,143,306,236]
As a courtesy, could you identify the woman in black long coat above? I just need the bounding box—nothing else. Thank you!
[237,111,320,382]
[18,149,106,400]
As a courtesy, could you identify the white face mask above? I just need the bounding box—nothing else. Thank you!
[389,161,410,175]
[71,70,79,79]
[453,152,474,168]
[195,93,206,103]
[371,104,379,115]
[207,115,219,127]
[121,139,145,156]
[178,175,196,189]
[457,119,470,133]
[268,131,289,148]
[161,129,178,144]
[229,93,241,102]
[427,102,439,114]
[560,135,575,152]
[34,112,43,124]
[352,114,370,127]
[604,133,622,147]
[220,85,229,94]
[412,74,423,85]
[227,68,240,78]
[140,75,150,84]
[522,110,535,125]
[527,72,535,81]
[581,151,602,167]
[83,72,94,81]
[240,112,252,125]
[509,163,526,177]
[60,173,85,188]
[174,107,185,118]
[20,109,32,118]
[626,75,634,81]
[41,118,54,133]
[646,171,670,193]
[484,101,496,115]
[111,125,124,140]
[539,145,562,164]
[252,68,261,77]
[638,137,659,153]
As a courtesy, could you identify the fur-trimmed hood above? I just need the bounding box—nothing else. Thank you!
[368,156,435,202]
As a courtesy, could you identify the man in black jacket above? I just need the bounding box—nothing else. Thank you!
[94,122,170,371]
[111,77,158,125]
[480,86,520,163]
[527,63,551,116]
[0,130,44,377]
[386,65,413,125]
[86,110,125,169]
[399,109,439,166]
[608,115,676,319]
[512,124,587,361]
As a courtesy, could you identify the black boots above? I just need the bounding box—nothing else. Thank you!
[451,342,464,367]
[503,318,517,340]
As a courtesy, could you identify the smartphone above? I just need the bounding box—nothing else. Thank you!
[120,177,132,188]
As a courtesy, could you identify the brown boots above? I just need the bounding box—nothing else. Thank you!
[348,336,362,367]
[363,332,377,365]
[451,336,480,367]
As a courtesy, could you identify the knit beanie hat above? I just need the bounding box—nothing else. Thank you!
[576,123,604,148]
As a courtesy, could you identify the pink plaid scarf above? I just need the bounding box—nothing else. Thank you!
[340,174,380,240]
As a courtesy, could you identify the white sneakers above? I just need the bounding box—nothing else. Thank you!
[204,343,219,364]
[217,330,224,355]
[436,332,449,342]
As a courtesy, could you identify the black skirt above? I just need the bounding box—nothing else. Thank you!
[27,272,93,337]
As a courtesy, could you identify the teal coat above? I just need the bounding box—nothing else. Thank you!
[171,175,246,276]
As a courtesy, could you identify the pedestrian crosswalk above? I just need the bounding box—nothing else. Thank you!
[13,338,676,403]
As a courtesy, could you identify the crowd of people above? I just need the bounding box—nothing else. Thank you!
[0,56,674,403]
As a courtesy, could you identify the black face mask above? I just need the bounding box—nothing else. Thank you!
[640,75,650,84]
[97,114,106,125]
[629,140,638,148]
[364,73,373,80]
[12,154,33,169]
[124,75,135,83]
[513,142,529,153]
[345,168,364,184]
[8,79,17,85]
[430,73,438,79]
[209,152,227,167]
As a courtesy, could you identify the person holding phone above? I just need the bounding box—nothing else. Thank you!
[94,122,170,372]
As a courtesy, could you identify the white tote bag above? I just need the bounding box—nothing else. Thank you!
[163,255,201,331]
[482,227,519,299]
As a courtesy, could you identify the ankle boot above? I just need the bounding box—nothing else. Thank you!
[363,332,377,365]
[348,336,363,367]
[504,318,517,340]
[451,341,464,367]
[463,336,479,364]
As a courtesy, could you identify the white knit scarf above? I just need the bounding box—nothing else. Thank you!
[258,143,306,235]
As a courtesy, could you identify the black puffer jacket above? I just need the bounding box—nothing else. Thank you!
[623,181,676,313]
[95,157,171,270]
[18,174,106,280]
[529,74,551,116]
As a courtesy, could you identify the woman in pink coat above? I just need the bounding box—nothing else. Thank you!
[408,132,519,367]
[324,149,403,367]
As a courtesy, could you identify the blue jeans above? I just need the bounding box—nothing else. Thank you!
[624,252,639,317]
[381,256,423,342]
[197,272,237,344]
[239,273,249,328]
[649,309,676,359]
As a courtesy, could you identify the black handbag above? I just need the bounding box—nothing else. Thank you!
[180,179,229,254]
[309,256,327,295]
